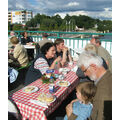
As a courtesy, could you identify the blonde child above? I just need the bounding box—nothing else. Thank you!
[64,82,97,120]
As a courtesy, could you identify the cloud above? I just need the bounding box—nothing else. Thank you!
[55,11,87,19]
[67,2,79,7]
[104,7,112,11]
[55,8,112,20]
[8,0,112,20]
[16,3,24,9]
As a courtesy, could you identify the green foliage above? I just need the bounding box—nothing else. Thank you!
[9,13,112,32]
[12,24,24,31]
[59,20,66,31]
[41,74,56,84]
[8,22,11,30]
[97,20,112,32]
[51,14,62,27]
[39,19,57,31]
[54,24,58,30]
[64,14,71,21]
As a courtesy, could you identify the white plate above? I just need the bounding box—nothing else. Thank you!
[59,68,70,72]
[63,68,70,72]
[68,62,73,66]
[56,81,70,87]
[22,86,39,93]
[29,99,48,108]
[37,93,56,104]
[59,68,63,73]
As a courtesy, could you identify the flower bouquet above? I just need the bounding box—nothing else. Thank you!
[41,74,56,84]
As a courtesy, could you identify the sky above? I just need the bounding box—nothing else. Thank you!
[8,0,112,20]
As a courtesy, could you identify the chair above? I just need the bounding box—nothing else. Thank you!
[8,63,31,91]
[35,43,41,58]
[16,63,31,85]
[16,62,31,71]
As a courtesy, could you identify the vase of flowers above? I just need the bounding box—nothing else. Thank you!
[41,74,56,84]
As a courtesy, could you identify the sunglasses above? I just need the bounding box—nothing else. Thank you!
[83,66,90,73]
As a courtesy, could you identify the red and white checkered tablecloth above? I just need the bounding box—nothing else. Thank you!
[9,63,79,120]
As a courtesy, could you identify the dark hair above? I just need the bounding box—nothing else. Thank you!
[22,31,27,37]
[76,81,97,103]
[41,42,55,54]
[95,39,101,45]
[54,38,64,45]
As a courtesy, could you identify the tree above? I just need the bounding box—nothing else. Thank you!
[30,18,37,27]
[64,14,71,22]
[97,20,112,32]
[54,24,58,30]
[8,22,12,30]
[26,21,32,28]
[40,18,57,31]
[51,14,62,27]
[59,20,66,31]
[12,24,24,31]
[24,13,112,32]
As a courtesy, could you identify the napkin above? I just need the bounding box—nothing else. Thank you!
[29,99,48,108]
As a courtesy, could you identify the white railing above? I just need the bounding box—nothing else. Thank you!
[32,37,112,57]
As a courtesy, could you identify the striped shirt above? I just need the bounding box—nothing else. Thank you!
[34,57,49,74]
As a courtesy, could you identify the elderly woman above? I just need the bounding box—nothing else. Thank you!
[8,37,29,68]
[25,42,61,86]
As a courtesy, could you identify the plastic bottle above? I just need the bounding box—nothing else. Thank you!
[49,76,55,94]
[49,76,54,83]
[54,61,59,78]
[46,69,54,78]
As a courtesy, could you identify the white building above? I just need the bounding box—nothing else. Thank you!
[8,10,33,25]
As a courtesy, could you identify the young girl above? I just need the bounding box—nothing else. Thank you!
[64,82,97,120]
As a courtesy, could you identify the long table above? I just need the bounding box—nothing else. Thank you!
[9,64,79,120]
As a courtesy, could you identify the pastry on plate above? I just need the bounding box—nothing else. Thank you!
[37,93,54,103]
[24,87,35,92]
[59,81,68,86]
[45,94,54,102]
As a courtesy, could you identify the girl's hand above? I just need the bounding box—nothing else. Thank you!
[66,103,73,117]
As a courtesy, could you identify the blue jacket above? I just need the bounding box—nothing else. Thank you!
[64,101,93,120]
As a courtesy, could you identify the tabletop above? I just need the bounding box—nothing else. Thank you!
[23,45,36,58]
[23,45,35,49]
[9,63,79,120]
